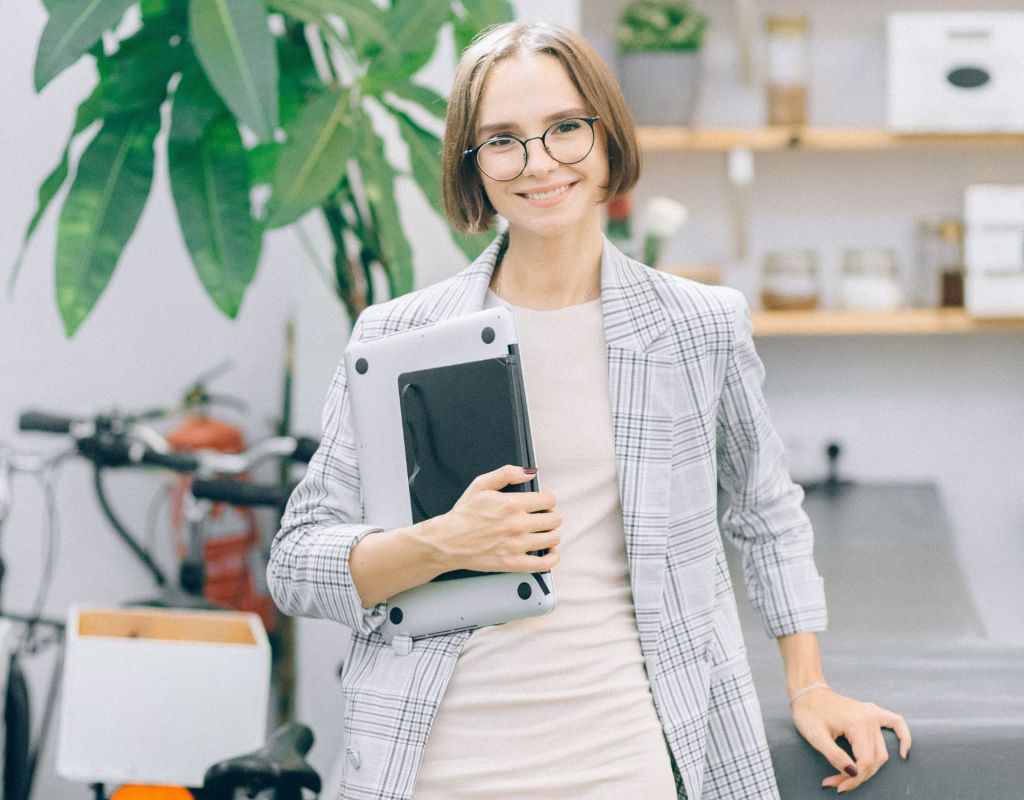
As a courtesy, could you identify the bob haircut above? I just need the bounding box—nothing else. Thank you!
[442,22,642,234]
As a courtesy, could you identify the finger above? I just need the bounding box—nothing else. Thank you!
[809,735,859,784]
[517,510,561,533]
[874,726,891,775]
[821,772,844,790]
[472,464,537,492]
[529,545,559,571]
[837,728,876,792]
[524,528,561,551]
[879,708,912,759]
[518,491,558,514]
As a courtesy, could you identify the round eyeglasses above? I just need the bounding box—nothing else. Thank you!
[464,116,600,182]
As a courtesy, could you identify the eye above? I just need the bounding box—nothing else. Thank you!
[482,135,518,151]
[552,119,583,135]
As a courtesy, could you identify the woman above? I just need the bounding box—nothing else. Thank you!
[269,21,911,800]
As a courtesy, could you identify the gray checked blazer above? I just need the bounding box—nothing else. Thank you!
[269,234,828,800]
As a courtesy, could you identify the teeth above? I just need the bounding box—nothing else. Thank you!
[525,184,571,201]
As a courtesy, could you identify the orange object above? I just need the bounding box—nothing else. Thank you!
[110,786,194,800]
[165,414,276,631]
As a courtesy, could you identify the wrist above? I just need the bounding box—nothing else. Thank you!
[788,681,831,705]
[407,515,455,577]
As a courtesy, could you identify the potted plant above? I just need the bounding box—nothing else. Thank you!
[616,0,708,126]
[11,0,513,336]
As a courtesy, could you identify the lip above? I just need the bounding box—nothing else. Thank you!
[516,180,578,205]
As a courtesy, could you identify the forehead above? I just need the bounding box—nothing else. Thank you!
[476,52,587,128]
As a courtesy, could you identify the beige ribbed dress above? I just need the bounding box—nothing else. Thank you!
[410,291,677,799]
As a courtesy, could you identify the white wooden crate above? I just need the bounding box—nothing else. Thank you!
[56,606,270,787]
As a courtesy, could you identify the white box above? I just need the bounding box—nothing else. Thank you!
[887,12,1024,132]
[57,606,270,787]
[965,270,1024,318]
[964,229,1024,272]
[964,184,1024,227]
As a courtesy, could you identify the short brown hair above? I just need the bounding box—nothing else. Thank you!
[442,22,642,234]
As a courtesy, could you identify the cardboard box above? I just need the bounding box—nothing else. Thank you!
[887,12,1024,132]
[57,606,270,787]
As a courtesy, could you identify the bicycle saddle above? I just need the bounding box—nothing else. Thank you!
[202,722,321,797]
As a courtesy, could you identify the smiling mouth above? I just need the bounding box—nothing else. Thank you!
[520,182,575,201]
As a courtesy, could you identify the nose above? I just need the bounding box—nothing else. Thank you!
[522,136,559,178]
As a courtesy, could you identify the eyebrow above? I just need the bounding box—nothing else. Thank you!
[476,107,590,140]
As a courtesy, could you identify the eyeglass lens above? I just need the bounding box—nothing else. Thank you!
[475,118,596,181]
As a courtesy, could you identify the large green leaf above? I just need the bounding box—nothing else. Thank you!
[454,0,514,55]
[368,77,447,121]
[34,0,137,90]
[7,86,104,296]
[95,13,187,116]
[271,0,391,59]
[371,0,449,81]
[247,34,321,187]
[389,105,491,261]
[265,87,353,228]
[189,0,279,141]
[55,109,161,336]
[169,71,258,317]
[354,107,412,295]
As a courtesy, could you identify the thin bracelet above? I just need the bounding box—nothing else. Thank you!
[789,682,831,705]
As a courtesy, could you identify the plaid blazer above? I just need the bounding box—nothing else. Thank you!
[269,234,827,800]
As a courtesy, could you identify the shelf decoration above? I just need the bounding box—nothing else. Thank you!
[616,0,708,126]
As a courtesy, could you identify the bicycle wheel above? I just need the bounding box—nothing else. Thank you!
[3,655,31,800]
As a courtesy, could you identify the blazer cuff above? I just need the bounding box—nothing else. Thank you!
[268,523,387,635]
[759,571,828,638]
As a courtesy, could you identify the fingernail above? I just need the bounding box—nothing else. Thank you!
[523,467,538,475]
[844,765,858,777]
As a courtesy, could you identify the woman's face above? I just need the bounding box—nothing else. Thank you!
[472,52,609,242]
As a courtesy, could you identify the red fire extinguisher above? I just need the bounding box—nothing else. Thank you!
[165,386,277,631]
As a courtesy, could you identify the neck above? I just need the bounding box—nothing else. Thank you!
[492,220,604,310]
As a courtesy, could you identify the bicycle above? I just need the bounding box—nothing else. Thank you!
[4,409,317,800]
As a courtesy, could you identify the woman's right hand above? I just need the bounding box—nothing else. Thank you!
[427,464,561,574]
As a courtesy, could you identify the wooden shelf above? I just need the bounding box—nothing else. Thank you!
[638,127,1024,153]
[750,308,1024,337]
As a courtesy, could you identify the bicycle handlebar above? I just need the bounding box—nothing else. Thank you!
[17,409,318,476]
[19,411,83,435]
[191,478,295,508]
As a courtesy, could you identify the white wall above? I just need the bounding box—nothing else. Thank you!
[1,4,295,798]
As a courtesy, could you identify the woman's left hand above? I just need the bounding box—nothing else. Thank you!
[790,687,912,794]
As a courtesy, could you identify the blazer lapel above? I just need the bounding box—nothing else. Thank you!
[599,241,675,661]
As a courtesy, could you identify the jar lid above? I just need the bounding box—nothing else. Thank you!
[938,219,963,243]
[766,15,809,36]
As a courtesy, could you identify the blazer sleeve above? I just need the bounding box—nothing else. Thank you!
[715,289,828,638]
[267,316,387,635]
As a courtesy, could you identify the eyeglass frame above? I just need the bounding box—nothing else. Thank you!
[462,115,601,182]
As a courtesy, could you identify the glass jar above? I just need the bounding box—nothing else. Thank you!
[761,250,818,310]
[839,249,904,311]
[915,218,964,307]
[765,15,809,127]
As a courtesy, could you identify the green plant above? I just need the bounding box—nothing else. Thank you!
[617,0,707,52]
[12,0,514,335]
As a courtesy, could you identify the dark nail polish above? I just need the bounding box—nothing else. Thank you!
[844,765,859,777]
[523,467,538,475]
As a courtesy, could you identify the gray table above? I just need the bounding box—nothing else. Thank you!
[727,484,1024,798]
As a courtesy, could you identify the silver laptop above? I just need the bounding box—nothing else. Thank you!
[344,307,556,643]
